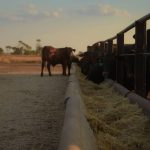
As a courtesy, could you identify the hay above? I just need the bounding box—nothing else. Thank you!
[76,67,150,150]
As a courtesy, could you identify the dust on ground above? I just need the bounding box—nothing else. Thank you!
[0,63,68,150]
[0,63,62,75]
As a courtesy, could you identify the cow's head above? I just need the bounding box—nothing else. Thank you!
[67,47,76,52]
[72,48,76,52]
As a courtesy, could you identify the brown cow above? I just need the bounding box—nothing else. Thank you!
[41,46,76,76]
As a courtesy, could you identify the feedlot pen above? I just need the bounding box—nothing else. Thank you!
[0,73,68,150]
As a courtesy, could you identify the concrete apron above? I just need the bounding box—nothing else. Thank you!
[106,79,150,116]
[58,65,98,150]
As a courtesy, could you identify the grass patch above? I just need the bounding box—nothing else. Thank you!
[76,67,150,150]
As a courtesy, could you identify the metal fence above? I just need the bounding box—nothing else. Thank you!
[92,13,150,98]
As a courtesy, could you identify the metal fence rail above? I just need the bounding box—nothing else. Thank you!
[92,13,150,98]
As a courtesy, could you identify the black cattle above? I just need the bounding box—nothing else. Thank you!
[41,46,75,76]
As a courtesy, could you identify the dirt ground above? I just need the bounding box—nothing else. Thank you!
[0,55,41,64]
[0,63,63,75]
[0,63,68,150]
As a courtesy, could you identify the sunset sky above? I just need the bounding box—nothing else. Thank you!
[0,0,150,52]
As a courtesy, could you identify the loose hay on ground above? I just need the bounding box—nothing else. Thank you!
[76,67,150,150]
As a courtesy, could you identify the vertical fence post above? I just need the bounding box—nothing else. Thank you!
[135,21,147,97]
[147,29,150,52]
[100,42,105,56]
[146,29,150,97]
[107,39,116,80]
[108,40,113,54]
[103,42,108,78]
[104,42,108,54]
[116,33,124,84]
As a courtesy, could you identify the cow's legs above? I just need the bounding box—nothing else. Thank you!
[62,64,67,75]
[41,61,45,77]
[67,62,71,76]
[47,62,51,76]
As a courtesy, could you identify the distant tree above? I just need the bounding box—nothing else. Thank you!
[0,48,4,54]
[5,46,12,54]
[35,39,42,55]
[18,41,32,50]
[18,41,32,54]
[11,47,22,55]
[6,41,34,55]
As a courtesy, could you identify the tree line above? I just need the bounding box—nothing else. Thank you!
[0,39,42,55]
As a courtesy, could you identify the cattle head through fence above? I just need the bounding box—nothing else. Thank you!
[86,13,150,98]
[79,45,105,84]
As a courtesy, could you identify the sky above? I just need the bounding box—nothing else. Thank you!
[0,0,150,53]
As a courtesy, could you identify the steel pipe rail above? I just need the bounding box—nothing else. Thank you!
[106,79,150,116]
[58,65,97,150]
